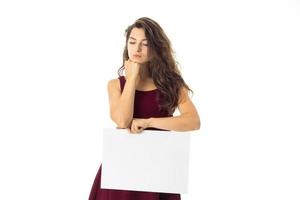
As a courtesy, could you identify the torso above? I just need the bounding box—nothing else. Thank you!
[116,75,173,128]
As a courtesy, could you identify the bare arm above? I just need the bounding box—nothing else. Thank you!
[129,87,200,133]
[107,78,136,128]
[107,60,140,128]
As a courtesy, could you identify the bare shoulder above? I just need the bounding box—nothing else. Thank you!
[107,78,120,92]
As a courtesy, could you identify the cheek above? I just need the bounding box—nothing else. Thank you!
[127,46,133,55]
[142,48,148,55]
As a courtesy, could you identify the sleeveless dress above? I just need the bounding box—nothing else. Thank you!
[88,76,181,200]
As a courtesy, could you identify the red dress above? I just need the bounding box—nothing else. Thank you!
[88,76,181,200]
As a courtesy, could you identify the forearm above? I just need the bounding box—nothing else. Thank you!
[114,78,136,128]
[148,114,200,132]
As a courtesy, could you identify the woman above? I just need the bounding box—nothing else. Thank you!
[89,17,200,200]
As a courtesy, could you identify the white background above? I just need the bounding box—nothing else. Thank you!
[0,0,299,199]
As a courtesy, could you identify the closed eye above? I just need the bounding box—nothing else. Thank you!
[129,42,148,46]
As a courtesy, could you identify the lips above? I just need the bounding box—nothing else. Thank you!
[133,54,141,58]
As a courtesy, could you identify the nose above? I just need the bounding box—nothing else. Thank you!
[136,43,142,52]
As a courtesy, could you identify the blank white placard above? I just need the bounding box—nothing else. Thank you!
[101,128,191,194]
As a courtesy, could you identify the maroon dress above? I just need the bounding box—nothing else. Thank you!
[88,76,181,200]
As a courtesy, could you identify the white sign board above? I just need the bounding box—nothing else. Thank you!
[101,128,191,194]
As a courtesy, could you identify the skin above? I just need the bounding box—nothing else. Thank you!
[107,27,200,133]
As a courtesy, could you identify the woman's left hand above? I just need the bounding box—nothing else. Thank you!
[127,118,150,134]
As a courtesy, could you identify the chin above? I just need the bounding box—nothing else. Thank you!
[131,58,147,64]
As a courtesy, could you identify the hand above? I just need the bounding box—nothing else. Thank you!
[127,118,150,134]
[124,59,140,81]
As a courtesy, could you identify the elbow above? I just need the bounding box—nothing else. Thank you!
[181,114,201,131]
[196,119,201,130]
[192,117,201,131]
[111,115,131,129]
[116,121,130,129]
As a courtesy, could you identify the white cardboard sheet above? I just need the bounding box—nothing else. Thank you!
[101,128,191,193]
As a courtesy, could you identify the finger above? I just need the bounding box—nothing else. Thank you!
[137,127,144,134]
[133,124,140,134]
[131,124,137,133]
[130,122,136,134]
[139,125,145,132]
[128,128,135,134]
[136,125,144,134]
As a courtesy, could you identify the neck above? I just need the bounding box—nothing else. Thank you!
[139,62,150,80]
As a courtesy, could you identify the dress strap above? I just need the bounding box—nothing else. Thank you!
[118,76,126,93]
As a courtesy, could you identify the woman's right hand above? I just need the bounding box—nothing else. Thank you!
[124,59,140,81]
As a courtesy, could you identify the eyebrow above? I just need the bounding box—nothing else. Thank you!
[129,37,148,41]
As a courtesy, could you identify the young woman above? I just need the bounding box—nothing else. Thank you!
[89,17,200,200]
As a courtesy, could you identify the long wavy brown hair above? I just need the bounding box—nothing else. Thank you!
[118,17,192,115]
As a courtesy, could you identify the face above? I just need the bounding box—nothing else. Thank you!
[127,27,150,63]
